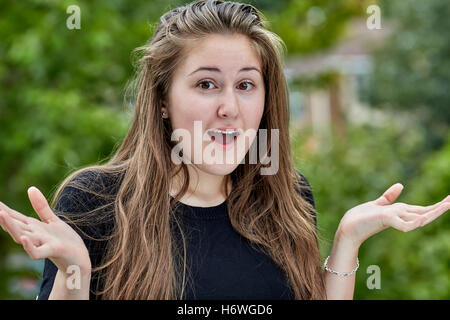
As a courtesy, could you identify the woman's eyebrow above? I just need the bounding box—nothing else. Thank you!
[188,66,261,76]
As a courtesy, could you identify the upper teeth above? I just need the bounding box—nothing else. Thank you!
[209,129,239,136]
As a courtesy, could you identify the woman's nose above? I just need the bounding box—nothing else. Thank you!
[217,88,239,118]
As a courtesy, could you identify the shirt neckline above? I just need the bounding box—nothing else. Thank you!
[171,196,229,220]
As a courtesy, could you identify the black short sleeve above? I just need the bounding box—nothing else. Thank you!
[294,170,317,228]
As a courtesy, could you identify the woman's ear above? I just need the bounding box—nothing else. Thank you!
[161,103,169,119]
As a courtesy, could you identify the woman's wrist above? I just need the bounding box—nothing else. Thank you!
[326,226,361,275]
[49,268,91,300]
[324,229,361,300]
[335,222,363,250]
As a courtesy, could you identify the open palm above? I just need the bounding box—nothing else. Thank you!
[0,187,91,273]
[338,183,450,246]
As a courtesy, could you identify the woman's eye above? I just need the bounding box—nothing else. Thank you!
[198,80,215,90]
[238,81,254,91]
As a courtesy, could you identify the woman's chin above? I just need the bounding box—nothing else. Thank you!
[196,162,240,176]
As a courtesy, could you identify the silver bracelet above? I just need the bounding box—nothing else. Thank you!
[323,255,359,277]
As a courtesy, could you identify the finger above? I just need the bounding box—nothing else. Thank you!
[0,211,30,244]
[0,213,10,233]
[388,215,424,233]
[420,202,450,227]
[406,203,440,214]
[22,229,43,247]
[21,236,52,260]
[0,201,30,224]
[27,187,57,224]
[399,212,422,222]
[405,196,450,214]
[375,183,404,206]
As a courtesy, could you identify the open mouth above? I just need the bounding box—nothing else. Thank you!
[207,129,240,146]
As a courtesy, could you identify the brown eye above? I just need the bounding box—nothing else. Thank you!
[198,80,215,90]
[238,81,254,91]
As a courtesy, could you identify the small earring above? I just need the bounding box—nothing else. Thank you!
[162,112,166,118]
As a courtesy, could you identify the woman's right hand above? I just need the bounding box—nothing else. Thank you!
[0,186,92,275]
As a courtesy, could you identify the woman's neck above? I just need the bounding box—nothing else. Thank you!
[169,165,230,207]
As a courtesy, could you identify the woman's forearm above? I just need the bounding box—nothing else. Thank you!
[48,267,91,300]
[324,227,361,300]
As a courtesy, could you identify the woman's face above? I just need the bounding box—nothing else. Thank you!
[164,33,265,176]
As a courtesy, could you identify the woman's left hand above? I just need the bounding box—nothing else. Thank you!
[336,183,450,247]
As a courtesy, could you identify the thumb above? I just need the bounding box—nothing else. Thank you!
[27,186,57,223]
[374,183,404,206]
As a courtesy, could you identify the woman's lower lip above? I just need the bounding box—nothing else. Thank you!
[211,136,237,150]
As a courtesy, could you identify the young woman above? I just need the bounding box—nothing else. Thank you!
[0,0,448,300]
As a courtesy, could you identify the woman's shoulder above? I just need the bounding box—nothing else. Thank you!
[53,169,123,236]
[58,168,124,204]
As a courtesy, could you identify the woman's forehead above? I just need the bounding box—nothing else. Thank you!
[179,34,262,73]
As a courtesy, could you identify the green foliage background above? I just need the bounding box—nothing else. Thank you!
[362,0,450,151]
[0,0,448,299]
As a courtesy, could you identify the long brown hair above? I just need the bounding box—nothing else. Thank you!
[50,0,326,299]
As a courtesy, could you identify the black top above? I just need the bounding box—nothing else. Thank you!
[37,170,317,300]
